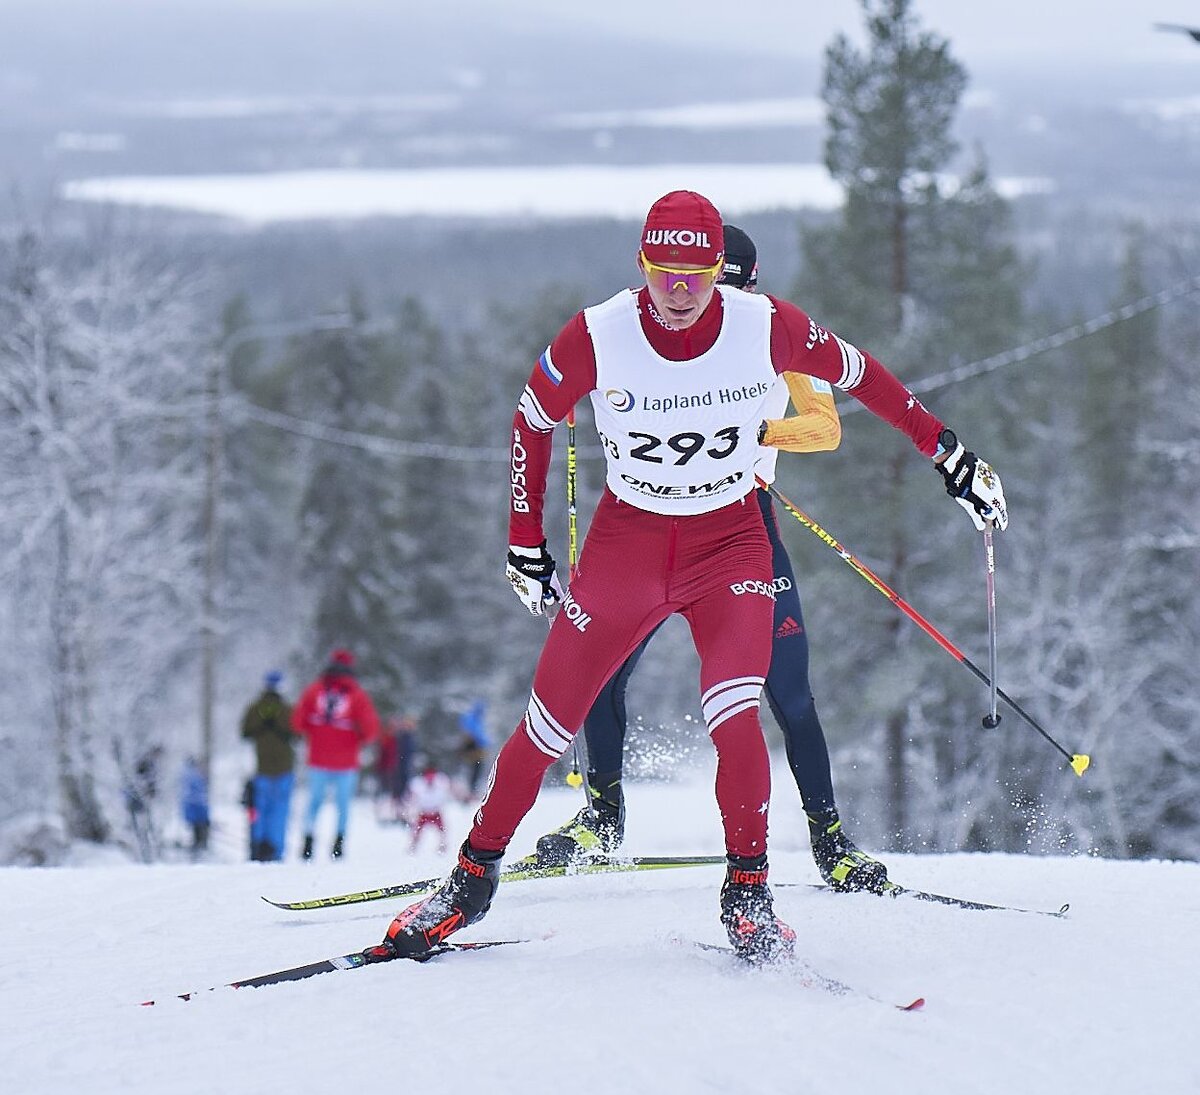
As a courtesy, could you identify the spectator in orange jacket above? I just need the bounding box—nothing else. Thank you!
[291,648,380,860]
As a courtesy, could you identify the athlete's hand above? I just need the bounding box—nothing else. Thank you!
[935,430,1009,531]
[506,541,564,615]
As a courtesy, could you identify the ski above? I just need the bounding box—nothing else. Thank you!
[689,941,924,1012]
[264,857,1066,919]
[262,853,725,911]
[780,881,1069,918]
[140,940,521,1004]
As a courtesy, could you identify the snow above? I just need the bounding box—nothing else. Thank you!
[59,164,846,223]
[113,92,462,120]
[4,775,1197,1095]
[59,163,1054,225]
[546,98,828,130]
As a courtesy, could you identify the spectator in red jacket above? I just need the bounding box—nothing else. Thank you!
[291,648,380,860]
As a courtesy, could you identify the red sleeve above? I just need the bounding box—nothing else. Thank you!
[766,295,943,456]
[509,312,598,546]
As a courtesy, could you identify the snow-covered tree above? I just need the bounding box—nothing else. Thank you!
[284,294,415,712]
[0,222,209,857]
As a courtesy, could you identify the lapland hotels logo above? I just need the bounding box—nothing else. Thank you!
[643,229,712,248]
[605,382,770,413]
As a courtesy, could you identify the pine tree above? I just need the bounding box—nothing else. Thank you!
[790,0,1025,847]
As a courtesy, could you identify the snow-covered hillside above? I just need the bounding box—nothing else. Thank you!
[4,779,1197,1095]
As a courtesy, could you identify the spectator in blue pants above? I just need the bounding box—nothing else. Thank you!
[302,768,358,850]
[240,670,295,861]
[179,755,211,858]
[291,649,380,860]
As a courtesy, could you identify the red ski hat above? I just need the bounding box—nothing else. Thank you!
[329,648,355,667]
[640,190,724,267]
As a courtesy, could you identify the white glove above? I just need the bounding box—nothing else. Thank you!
[935,429,1009,531]
[505,541,564,615]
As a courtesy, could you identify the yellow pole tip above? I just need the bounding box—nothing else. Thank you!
[1070,754,1091,777]
[566,772,584,788]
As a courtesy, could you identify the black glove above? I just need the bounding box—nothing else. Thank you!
[505,541,565,616]
[935,429,1009,531]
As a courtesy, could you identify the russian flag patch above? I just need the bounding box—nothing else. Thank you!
[538,348,563,386]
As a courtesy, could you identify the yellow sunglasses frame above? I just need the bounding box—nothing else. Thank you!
[639,251,725,294]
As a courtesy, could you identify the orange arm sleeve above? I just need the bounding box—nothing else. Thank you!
[760,372,842,452]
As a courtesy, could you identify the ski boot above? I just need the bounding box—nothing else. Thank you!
[331,833,344,859]
[807,808,890,893]
[535,801,624,866]
[719,854,796,963]
[535,773,624,866]
[301,833,314,861]
[381,841,501,957]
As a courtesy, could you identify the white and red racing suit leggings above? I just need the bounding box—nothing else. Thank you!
[472,488,775,860]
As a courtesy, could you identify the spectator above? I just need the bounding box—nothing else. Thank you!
[376,715,419,823]
[393,715,417,803]
[127,744,163,811]
[240,669,295,862]
[179,756,210,857]
[406,761,452,854]
[123,743,163,862]
[291,648,380,860]
[456,700,491,797]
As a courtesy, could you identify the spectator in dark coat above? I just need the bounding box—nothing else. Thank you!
[240,669,295,861]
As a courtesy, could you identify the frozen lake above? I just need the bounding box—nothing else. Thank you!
[61,162,1053,225]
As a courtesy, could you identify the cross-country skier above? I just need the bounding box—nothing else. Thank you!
[380,190,1007,962]
[534,224,891,893]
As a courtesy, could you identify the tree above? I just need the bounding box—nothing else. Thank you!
[219,297,323,708]
[286,293,410,710]
[383,297,487,719]
[0,222,209,856]
[791,0,1025,845]
[810,0,966,336]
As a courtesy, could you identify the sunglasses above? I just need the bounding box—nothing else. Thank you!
[640,252,724,295]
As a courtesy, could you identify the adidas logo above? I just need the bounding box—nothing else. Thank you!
[775,616,803,639]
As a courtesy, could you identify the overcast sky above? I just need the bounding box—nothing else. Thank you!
[498,0,1200,68]
[10,2,1200,76]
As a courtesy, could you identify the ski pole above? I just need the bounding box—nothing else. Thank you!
[567,410,579,579]
[981,520,1001,729]
[761,480,1089,776]
[564,410,584,790]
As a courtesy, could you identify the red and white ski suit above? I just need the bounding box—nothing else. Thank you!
[470,286,942,859]
[407,770,452,853]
